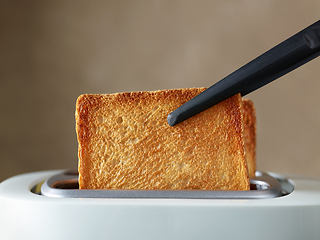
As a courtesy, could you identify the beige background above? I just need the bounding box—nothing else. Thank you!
[1,1,320,182]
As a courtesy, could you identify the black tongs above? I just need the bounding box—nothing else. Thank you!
[167,20,320,126]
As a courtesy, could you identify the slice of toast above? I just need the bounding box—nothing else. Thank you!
[76,88,250,190]
[242,99,257,178]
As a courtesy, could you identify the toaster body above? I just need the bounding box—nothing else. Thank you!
[1,170,320,240]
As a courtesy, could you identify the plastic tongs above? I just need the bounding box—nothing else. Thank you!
[168,20,320,126]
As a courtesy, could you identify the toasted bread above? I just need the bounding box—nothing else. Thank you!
[76,88,250,190]
[242,99,257,178]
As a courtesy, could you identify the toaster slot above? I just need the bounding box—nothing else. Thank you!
[39,171,290,199]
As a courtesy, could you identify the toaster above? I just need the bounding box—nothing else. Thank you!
[1,169,320,240]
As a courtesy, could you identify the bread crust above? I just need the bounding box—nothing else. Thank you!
[76,88,250,190]
[242,99,257,178]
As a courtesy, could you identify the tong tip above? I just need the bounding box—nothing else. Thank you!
[167,112,177,126]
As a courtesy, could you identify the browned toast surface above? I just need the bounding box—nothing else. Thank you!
[76,88,250,190]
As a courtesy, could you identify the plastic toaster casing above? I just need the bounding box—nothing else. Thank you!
[1,170,320,240]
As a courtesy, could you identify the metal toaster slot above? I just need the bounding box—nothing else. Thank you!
[40,171,290,199]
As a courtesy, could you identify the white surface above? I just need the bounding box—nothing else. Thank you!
[1,170,320,240]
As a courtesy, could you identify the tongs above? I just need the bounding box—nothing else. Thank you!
[168,20,320,126]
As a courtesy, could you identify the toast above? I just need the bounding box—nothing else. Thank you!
[76,88,251,190]
[242,99,257,178]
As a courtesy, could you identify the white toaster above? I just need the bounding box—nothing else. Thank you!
[1,170,320,240]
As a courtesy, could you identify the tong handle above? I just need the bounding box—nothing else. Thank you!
[168,20,320,126]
